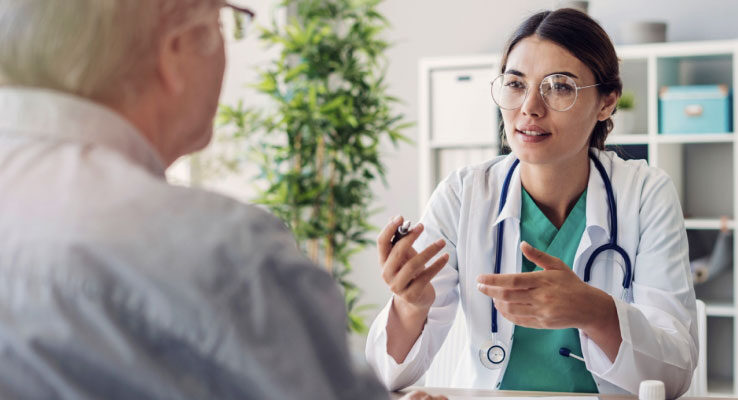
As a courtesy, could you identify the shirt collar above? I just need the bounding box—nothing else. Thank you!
[0,87,166,177]
[492,150,612,239]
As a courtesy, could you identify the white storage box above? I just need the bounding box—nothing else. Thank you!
[431,68,498,145]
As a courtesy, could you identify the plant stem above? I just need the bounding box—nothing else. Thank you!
[325,159,337,273]
[309,239,319,264]
[292,131,302,232]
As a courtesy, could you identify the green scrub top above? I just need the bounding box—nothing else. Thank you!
[498,188,598,393]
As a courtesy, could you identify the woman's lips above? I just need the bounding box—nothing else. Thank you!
[515,129,551,143]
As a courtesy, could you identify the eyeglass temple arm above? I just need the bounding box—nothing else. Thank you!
[225,2,256,18]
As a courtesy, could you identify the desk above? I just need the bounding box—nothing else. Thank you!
[391,387,734,400]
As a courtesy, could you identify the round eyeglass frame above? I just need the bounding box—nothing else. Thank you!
[490,73,601,112]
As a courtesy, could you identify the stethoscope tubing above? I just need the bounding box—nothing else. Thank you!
[490,151,633,335]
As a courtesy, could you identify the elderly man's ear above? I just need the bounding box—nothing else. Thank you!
[157,30,191,96]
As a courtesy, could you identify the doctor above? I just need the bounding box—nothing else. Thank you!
[366,8,698,398]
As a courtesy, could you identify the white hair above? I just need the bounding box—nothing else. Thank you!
[0,0,222,103]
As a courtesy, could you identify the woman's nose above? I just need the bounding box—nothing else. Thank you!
[520,86,546,118]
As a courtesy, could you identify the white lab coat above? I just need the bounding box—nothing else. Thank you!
[366,150,698,399]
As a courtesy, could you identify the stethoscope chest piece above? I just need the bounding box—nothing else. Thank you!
[479,340,506,369]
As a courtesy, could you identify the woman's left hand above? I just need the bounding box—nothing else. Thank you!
[476,241,615,332]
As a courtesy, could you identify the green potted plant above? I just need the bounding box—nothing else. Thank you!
[219,0,411,333]
[611,90,636,135]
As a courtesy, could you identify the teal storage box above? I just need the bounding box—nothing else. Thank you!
[659,85,732,134]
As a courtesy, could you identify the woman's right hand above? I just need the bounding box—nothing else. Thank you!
[377,216,449,314]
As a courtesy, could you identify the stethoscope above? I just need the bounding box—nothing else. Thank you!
[479,152,633,370]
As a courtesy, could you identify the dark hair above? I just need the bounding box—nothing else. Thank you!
[500,8,622,150]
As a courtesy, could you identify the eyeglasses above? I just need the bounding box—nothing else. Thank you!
[224,1,255,38]
[490,73,601,112]
[225,2,255,18]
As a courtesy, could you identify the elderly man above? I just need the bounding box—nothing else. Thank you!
[0,1,443,399]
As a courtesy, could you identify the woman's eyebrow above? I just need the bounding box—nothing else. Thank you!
[549,71,580,79]
[504,69,581,80]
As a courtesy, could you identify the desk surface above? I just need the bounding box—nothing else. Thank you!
[391,387,736,400]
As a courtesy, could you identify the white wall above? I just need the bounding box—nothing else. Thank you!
[348,0,738,352]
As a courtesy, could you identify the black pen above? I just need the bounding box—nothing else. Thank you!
[390,220,412,245]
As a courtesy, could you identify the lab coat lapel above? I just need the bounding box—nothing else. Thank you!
[491,155,523,276]
[488,155,523,358]
[492,157,522,229]
[572,152,611,280]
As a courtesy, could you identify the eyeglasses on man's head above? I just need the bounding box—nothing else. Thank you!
[223,1,255,38]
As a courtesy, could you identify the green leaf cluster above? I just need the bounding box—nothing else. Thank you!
[219,0,411,333]
[617,91,635,110]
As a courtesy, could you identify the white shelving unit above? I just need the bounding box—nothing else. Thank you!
[419,39,738,396]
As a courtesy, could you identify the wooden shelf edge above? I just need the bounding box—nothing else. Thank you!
[607,133,735,145]
[657,133,734,144]
[607,134,650,145]
[685,218,735,230]
[704,302,736,317]
[429,141,498,149]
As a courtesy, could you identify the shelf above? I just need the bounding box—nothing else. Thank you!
[419,55,497,71]
[657,133,734,144]
[685,218,735,230]
[607,133,735,145]
[429,140,498,149]
[705,301,736,317]
[607,134,649,145]
[431,133,734,147]
[617,39,738,59]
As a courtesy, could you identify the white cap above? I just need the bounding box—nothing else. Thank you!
[639,380,665,400]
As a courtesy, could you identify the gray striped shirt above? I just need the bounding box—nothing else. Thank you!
[0,87,387,400]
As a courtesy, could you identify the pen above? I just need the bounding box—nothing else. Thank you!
[559,347,585,362]
[390,220,412,245]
